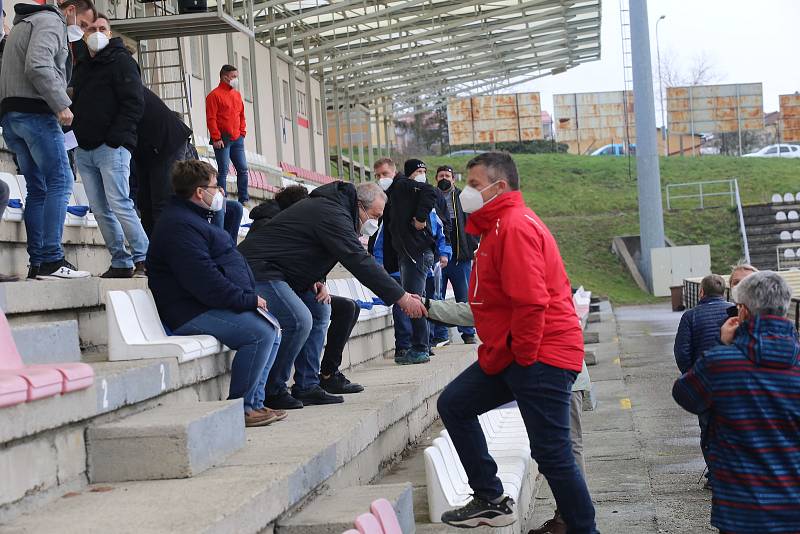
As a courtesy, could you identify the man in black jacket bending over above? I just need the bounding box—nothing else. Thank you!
[387,159,438,365]
[238,181,427,409]
[72,15,148,278]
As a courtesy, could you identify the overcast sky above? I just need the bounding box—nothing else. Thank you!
[518,0,800,124]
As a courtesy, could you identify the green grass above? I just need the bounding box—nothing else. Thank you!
[396,153,800,304]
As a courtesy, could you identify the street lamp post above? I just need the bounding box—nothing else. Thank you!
[656,15,667,157]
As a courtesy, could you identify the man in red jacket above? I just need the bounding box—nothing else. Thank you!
[437,152,596,533]
[206,64,249,204]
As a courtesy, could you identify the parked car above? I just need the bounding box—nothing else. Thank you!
[449,149,487,157]
[742,144,800,158]
[590,143,636,156]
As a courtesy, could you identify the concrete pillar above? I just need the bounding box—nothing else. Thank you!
[630,0,665,292]
[248,36,263,155]
[268,47,284,163]
[302,40,316,172]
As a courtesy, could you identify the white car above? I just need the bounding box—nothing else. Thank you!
[742,144,800,158]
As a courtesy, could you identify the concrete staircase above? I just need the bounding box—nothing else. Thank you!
[741,202,800,270]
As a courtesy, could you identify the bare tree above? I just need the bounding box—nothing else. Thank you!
[656,49,719,88]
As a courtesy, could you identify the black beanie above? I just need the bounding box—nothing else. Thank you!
[404,158,426,177]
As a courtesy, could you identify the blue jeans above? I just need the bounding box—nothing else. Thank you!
[255,280,331,396]
[427,273,450,341]
[1,112,73,265]
[391,274,412,351]
[212,200,243,244]
[441,260,475,337]
[75,145,149,268]
[399,250,434,352]
[174,308,281,412]
[438,361,596,533]
[213,136,249,202]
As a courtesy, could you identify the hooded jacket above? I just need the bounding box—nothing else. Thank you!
[146,197,259,331]
[0,3,72,117]
[247,199,281,233]
[71,37,144,151]
[237,181,405,304]
[465,191,584,375]
[672,315,800,533]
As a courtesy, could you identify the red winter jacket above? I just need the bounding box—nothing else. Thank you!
[466,191,584,375]
[205,82,246,143]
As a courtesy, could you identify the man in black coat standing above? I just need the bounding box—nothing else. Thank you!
[71,15,148,278]
[238,181,427,410]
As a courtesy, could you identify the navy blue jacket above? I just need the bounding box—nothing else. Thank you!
[146,197,258,330]
[673,296,732,373]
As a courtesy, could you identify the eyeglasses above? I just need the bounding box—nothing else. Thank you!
[199,185,224,193]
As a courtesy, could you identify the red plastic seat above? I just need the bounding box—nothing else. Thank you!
[0,310,94,400]
[370,499,402,534]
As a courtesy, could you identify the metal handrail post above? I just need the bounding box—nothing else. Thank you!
[734,178,750,264]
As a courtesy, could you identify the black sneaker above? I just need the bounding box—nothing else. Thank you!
[264,390,304,410]
[37,259,91,280]
[431,337,451,348]
[101,266,134,279]
[441,495,516,529]
[320,371,364,394]
[462,334,477,345]
[133,261,147,278]
[291,385,344,406]
[27,265,39,279]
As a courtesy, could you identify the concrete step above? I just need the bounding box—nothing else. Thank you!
[276,483,414,534]
[11,319,81,365]
[87,400,245,483]
[1,344,477,534]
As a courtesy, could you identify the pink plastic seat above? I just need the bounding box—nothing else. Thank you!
[370,498,402,534]
[0,373,31,407]
[0,310,93,399]
[354,512,383,534]
[342,531,360,534]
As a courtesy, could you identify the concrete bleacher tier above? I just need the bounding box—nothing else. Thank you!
[741,197,800,270]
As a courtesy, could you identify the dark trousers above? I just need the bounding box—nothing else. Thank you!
[437,361,597,534]
[321,295,361,376]
[699,411,712,478]
[399,250,433,352]
[136,143,190,237]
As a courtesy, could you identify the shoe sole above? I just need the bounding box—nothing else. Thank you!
[321,384,365,394]
[245,417,276,427]
[36,274,92,280]
[395,358,430,365]
[442,514,516,529]
[297,397,345,406]
[433,340,451,348]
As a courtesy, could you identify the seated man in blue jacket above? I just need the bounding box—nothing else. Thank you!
[673,272,731,486]
[146,160,284,428]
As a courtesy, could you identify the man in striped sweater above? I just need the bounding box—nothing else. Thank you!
[673,271,800,533]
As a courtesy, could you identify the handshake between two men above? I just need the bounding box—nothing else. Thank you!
[396,292,428,319]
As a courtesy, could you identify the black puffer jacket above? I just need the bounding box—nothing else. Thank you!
[134,87,192,165]
[238,181,405,304]
[71,37,144,151]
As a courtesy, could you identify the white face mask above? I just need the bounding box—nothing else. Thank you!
[86,32,109,53]
[202,189,225,212]
[378,177,393,191]
[360,218,379,237]
[460,182,503,213]
[228,78,240,90]
[66,12,84,42]
[413,174,427,184]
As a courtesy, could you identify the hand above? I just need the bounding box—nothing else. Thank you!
[257,296,268,310]
[57,108,73,127]
[720,317,740,345]
[314,282,331,304]
[212,140,224,149]
[398,292,427,318]
[439,256,448,268]
[413,218,427,231]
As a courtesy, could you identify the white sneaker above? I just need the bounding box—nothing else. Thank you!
[36,260,91,280]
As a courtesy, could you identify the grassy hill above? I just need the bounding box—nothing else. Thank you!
[400,154,800,304]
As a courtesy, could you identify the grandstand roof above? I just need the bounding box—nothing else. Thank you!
[254,0,602,114]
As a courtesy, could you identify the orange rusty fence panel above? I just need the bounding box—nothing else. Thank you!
[667,83,764,135]
[780,94,800,142]
[447,93,543,145]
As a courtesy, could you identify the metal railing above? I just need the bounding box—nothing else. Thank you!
[733,179,751,265]
[665,179,736,210]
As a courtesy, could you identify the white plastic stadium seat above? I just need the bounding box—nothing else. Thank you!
[796,192,800,202]
[777,211,788,222]
[785,193,795,203]
[106,290,221,363]
[789,211,799,221]
[772,193,784,204]
[793,230,800,241]
[0,173,23,221]
[238,206,252,238]
[784,249,796,259]
[781,231,792,241]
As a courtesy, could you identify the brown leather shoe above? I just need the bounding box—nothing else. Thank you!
[258,407,288,422]
[529,510,566,534]
[245,410,278,427]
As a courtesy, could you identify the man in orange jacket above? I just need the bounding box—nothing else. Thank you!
[436,152,596,533]
[206,64,249,204]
